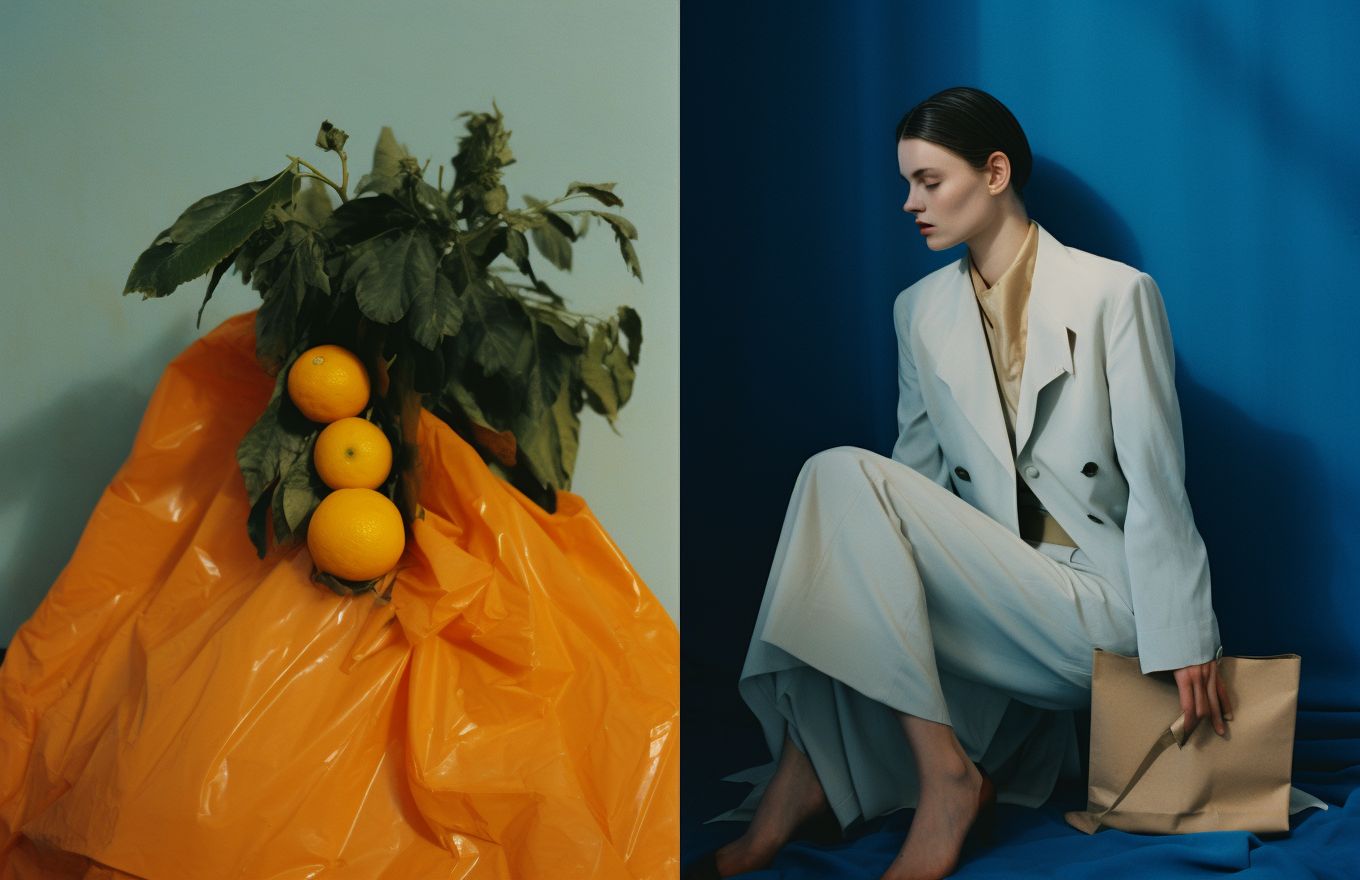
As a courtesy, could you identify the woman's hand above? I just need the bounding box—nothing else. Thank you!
[1173,659,1233,737]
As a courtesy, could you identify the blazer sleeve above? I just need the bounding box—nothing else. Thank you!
[890,292,953,491]
[1106,272,1221,673]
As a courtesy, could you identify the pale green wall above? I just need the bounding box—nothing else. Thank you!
[0,0,679,645]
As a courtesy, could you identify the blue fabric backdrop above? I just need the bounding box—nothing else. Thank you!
[680,2,1360,877]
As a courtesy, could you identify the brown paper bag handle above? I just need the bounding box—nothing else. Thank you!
[1065,646,1228,834]
[1065,711,1189,834]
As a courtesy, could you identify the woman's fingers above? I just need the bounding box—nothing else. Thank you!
[1217,668,1234,720]
[1206,663,1225,736]
[1179,675,1199,734]
[1193,671,1208,733]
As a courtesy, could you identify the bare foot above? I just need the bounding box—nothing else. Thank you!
[714,740,834,876]
[879,763,985,880]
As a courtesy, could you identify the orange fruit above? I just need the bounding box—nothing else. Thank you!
[314,417,393,490]
[306,488,406,582]
[287,345,370,423]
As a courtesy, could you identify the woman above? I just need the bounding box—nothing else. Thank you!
[686,87,1231,880]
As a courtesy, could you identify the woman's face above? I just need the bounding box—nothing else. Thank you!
[896,137,1004,251]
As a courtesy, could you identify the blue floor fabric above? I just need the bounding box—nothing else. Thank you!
[683,702,1360,879]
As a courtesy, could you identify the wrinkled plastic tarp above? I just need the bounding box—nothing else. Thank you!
[0,311,679,879]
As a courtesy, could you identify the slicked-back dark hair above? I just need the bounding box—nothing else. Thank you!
[895,86,1032,201]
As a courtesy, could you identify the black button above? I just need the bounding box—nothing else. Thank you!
[1082,461,1099,477]
[954,466,971,482]
[1088,514,1104,524]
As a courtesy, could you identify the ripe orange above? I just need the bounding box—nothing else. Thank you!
[287,345,370,423]
[306,488,406,582]
[314,417,393,490]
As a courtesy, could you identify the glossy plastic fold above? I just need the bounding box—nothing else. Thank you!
[1,311,679,879]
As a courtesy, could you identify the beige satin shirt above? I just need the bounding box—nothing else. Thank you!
[968,219,1077,547]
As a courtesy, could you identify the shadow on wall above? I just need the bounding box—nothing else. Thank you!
[0,320,194,644]
[1025,157,1145,273]
[1030,155,1342,679]
[1178,367,1342,673]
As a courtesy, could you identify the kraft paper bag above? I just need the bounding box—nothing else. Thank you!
[1065,648,1301,834]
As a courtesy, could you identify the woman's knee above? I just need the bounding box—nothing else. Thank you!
[802,445,874,480]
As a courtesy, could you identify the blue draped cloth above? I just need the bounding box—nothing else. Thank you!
[683,707,1357,879]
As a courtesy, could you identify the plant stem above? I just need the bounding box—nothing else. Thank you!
[288,155,349,203]
[540,192,599,210]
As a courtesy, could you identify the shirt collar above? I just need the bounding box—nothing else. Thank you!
[968,219,1039,300]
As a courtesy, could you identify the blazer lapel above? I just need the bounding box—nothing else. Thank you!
[932,260,1015,475]
[929,221,1077,471]
[1014,223,1076,453]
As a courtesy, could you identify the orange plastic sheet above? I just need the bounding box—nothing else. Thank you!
[0,311,679,879]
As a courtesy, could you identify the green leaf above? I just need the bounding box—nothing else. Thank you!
[246,489,273,559]
[312,570,381,597]
[124,228,175,297]
[236,359,315,542]
[591,210,636,240]
[195,246,241,328]
[605,329,637,408]
[323,193,417,248]
[566,181,623,207]
[530,220,572,271]
[255,221,331,306]
[462,279,534,376]
[502,209,548,233]
[523,195,578,242]
[483,185,508,215]
[250,221,332,369]
[450,104,516,222]
[617,304,642,366]
[372,126,414,178]
[339,228,436,324]
[409,269,462,349]
[290,176,334,228]
[504,228,536,280]
[271,457,294,543]
[551,375,582,483]
[233,216,283,288]
[579,319,637,433]
[237,377,289,507]
[510,318,576,489]
[595,211,643,281]
[255,286,300,373]
[528,279,565,306]
[124,167,300,299]
[580,322,620,426]
[447,378,495,429]
[526,316,572,417]
[453,105,516,186]
[526,303,588,347]
[279,435,324,534]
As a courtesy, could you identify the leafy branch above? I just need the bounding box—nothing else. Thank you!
[122,106,645,564]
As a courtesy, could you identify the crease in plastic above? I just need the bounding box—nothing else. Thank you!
[0,311,679,880]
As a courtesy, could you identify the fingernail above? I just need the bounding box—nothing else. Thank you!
[1224,713,1233,721]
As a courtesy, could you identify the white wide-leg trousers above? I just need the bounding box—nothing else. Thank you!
[710,445,1140,829]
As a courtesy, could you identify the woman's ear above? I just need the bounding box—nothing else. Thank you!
[986,150,1012,197]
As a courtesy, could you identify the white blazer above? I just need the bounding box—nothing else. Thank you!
[891,220,1220,674]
